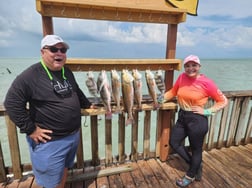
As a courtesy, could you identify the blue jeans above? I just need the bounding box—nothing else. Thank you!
[170,109,208,178]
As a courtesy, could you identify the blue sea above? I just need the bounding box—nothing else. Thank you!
[0,58,252,166]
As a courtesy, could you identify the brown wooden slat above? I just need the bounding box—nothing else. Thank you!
[118,114,125,162]
[226,98,242,147]
[235,97,250,145]
[84,179,96,188]
[5,179,19,188]
[207,112,218,150]
[202,160,231,188]
[120,171,136,188]
[129,162,148,188]
[242,144,252,154]
[143,110,151,159]
[108,174,124,188]
[244,107,252,144]
[18,175,36,188]
[5,115,22,179]
[137,160,160,187]
[210,147,252,186]
[96,176,109,188]
[76,128,84,168]
[91,116,99,166]
[156,159,177,188]
[211,148,252,187]
[105,118,112,165]
[155,110,162,157]
[147,158,174,188]
[0,142,6,183]
[204,151,248,187]
[217,102,230,148]
[131,112,139,161]
[230,146,252,163]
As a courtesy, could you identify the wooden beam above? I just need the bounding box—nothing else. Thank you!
[67,165,133,182]
[81,102,177,116]
[36,0,186,24]
[66,58,181,71]
[42,16,54,36]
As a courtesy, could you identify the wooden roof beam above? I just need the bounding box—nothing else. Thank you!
[36,0,186,24]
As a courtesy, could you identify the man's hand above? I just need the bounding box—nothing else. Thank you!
[29,126,53,144]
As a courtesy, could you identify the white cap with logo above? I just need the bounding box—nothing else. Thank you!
[41,35,69,49]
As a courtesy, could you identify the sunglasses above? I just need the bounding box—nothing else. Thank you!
[43,46,68,54]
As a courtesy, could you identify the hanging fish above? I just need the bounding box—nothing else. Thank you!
[97,70,112,119]
[111,69,121,113]
[132,69,143,111]
[122,69,134,126]
[154,70,166,102]
[85,71,98,98]
[145,69,159,110]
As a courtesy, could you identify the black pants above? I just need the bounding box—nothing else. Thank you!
[170,109,208,178]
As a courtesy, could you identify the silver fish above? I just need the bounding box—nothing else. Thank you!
[154,70,165,94]
[145,69,159,109]
[85,71,98,98]
[97,70,112,119]
[154,70,166,102]
[111,69,121,113]
[132,69,142,111]
[122,69,134,126]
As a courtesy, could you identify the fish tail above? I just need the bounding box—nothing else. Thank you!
[114,106,122,114]
[125,118,134,126]
[153,102,160,110]
[105,112,112,120]
[136,104,142,112]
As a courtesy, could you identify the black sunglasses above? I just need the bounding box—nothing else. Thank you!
[43,46,68,54]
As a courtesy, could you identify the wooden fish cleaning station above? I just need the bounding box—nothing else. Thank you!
[1,0,252,187]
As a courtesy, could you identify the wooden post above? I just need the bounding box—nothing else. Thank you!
[5,115,22,179]
[42,16,54,36]
[105,118,112,165]
[76,128,84,168]
[91,116,99,166]
[0,141,7,182]
[159,24,178,161]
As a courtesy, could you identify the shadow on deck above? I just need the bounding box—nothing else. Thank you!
[1,144,251,188]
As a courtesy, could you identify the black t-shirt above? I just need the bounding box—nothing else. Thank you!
[4,62,91,138]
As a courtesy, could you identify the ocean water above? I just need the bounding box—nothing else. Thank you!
[0,58,252,166]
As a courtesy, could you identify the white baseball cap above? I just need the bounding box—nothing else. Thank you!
[183,55,200,65]
[41,35,69,49]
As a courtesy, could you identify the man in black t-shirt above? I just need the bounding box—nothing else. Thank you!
[4,35,93,188]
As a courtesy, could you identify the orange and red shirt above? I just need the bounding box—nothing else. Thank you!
[164,73,228,115]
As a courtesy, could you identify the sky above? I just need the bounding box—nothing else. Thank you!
[0,0,252,59]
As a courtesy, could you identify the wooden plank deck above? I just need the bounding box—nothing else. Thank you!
[1,144,251,188]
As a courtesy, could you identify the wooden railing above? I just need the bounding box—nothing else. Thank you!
[0,90,252,182]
